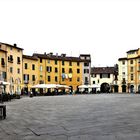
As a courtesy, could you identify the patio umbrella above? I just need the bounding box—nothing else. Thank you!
[56,84,70,89]
[78,85,89,88]
[0,81,10,85]
[89,84,100,88]
[31,84,57,89]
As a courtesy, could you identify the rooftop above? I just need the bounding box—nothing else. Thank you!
[127,49,139,53]
[91,67,116,74]
[33,53,91,62]
[23,55,38,60]
[0,42,24,50]
[118,57,127,61]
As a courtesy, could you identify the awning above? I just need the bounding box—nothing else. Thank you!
[0,81,10,85]
[31,84,57,89]
[89,84,100,88]
[78,85,90,88]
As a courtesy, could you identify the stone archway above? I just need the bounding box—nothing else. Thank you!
[101,83,110,93]
[122,85,126,92]
[130,85,134,93]
[114,85,118,93]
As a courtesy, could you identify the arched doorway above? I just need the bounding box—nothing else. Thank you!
[76,86,80,94]
[114,85,118,93]
[138,85,140,93]
[101,83,110,93]
[130,85,134,93]
[122,85,126,92]
[69,86,73,93]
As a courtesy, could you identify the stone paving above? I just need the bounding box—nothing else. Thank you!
[1,94,140,140]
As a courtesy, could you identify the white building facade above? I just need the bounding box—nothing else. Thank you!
[118,58,128,92]
[90,67,118,93]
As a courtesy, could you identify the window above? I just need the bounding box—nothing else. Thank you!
[25,63,28,69]
[85,77,88,83]
[131,74,134,81]
[1,58,5,66]
[17,68,20,74]
[122,78,126,82]
[130,67,133,72]
[40,65,43,71]
[23,74,29,81]
[40,58,42,63]
[102,74,108,78]
[62,68,65,73]
[130,60,133,64]
[32,64,35,70]
[122,60,125,65]
[17,57,20,64]
[77,62,80,66]
[55,60,57,65]
[77,77,80,82]
[84,69,89,73]
[62,60,65,65]
[93,81,95,84]
[92,74,96,78]
[48,59,50,63]
[2,72,6,79]
[32,75,35,81]
[69,78,72,81]
[69,61,72,66]
[8,55,13,62]
[10,67,13,73]
[55,76,58,82]
[55,68,58,73]
[10,47,12,50]
[138,58,140,63]
[84,62,89,66]
[69,68,72,73]
[46,66,52,72]
[122,72,125,78]
[122,72,125,75]
[48,76,51,82]
[108,74,110,78]
[100,74,102,78]
[77,69,80,73]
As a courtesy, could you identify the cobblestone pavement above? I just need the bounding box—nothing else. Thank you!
[1,94,140,140]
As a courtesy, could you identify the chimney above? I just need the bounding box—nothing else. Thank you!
[44,52,46,55]
[61,53,66,57]
[49,52,53,56]
[14,44,17,47]
[56,53,58,57]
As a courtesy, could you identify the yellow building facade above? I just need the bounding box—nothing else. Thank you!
[0,43,23,94]
[22,55,39,94]
[33,53,84,91]
[0,42,91,94]
[118,48,140,93]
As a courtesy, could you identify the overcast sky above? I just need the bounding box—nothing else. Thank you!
[0,0,140,67]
